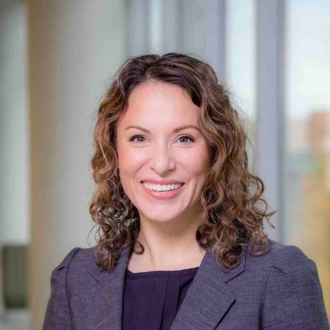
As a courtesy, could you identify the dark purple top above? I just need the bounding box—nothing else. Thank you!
[122,266,199,330]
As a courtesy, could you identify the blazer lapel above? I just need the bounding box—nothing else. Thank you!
[83,243,247,330]
[170,244,247,330]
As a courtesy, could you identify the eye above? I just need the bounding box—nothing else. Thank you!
[128,134,195,144]
[129,135,146,143]
[178,135,195,144]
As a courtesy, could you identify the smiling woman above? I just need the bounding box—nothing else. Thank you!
[42,53,329,330]
[115,81,211,244]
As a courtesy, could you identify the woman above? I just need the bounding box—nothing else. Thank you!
[43,53,329,330]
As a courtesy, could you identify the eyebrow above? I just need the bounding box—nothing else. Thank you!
[125,125,201,133]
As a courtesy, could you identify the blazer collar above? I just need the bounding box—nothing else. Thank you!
[84,243,247,330]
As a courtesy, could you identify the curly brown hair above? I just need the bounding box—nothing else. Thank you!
[89,52,275,273]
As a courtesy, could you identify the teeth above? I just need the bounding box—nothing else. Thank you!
[142,182,183,192]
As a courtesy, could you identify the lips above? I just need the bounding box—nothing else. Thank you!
[140,181,185,200]
[141,181,184,185]
[140,180,184,185]
[142,182,184,191]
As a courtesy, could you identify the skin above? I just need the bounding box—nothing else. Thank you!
[116,81,211,272]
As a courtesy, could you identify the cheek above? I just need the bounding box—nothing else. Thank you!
[118,148,145,184]
[118,142,136,169]
[187,147,211,176]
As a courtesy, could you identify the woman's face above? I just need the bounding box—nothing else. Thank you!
[116,81,211,224]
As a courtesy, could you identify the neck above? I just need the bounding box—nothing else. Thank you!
[129,210,207,271]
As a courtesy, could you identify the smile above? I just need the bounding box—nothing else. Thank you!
[141,182,184,192]
[140,182,185,200]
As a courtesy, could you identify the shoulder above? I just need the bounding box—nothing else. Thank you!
[51,246,97,276]
[48,247,98,296]
[44,247,99,328]
[245,238,315,275]
[255,240,329,328]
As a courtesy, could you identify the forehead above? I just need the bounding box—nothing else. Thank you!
[118,82,200,128]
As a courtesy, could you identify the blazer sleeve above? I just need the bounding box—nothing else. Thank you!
[42,247,81,330]
[262,246,329,330]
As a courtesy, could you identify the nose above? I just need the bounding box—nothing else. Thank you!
[149,143,176,175]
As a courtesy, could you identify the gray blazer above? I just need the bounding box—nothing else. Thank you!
[43,238,329,330]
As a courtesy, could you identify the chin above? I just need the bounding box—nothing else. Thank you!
[139,210,182,223]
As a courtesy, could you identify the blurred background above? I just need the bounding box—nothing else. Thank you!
[0,0,329,329]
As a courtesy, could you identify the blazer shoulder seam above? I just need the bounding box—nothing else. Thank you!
[269,243,311,275]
